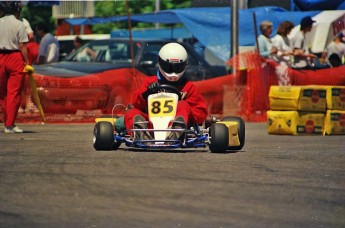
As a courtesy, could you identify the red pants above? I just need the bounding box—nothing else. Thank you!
[27,42,39,65]
[125,100,191,130]
[0,52,26,127]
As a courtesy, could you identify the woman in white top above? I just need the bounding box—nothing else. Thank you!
[271,21,295,85]
[272,21,295,66]
[257,20,278,58]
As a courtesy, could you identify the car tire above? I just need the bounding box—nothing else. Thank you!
[93,121,116,151]
[209,123,229,153]
[222,116,245,151]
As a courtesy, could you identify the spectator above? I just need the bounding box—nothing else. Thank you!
[325,32,345,67]
[12,2,39,114]
[13,9,34,41]
[70,36,84,53]
[272,21,295,66]
[13,9,34,43]
[72,36,96,62]
[35,23,60,64]
[16,16,38,65]
[0,1,31,133]
[14,8,39,65]
[257,20,278,58]
[271,21,295,85]
[291,16,317,69]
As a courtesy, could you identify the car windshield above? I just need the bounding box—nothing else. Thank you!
[64,40,139,63]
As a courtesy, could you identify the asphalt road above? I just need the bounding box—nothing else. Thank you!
[0,123,344,228]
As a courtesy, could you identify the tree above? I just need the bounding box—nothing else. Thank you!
[22,4,55,33]
[93,0,192,34]
[21,0,192,35]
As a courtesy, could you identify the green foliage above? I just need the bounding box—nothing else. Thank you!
[22,5,56,34]
[21,0,192,35]
[92,0,192,34]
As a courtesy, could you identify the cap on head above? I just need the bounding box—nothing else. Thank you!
[335,32,345,42]
[158,42,188,82]
[300,16,315,29]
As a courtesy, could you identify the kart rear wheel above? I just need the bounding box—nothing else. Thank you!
[209,123,229,153]
[93,121,118,151]
[222,116,245,151]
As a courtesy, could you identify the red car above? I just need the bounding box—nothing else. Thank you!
[32,38,227,114]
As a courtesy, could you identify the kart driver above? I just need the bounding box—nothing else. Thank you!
[124,42,208,141]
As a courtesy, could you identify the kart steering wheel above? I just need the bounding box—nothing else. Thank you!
[159,84,182,100]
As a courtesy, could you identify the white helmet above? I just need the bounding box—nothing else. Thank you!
[158,43,188,82]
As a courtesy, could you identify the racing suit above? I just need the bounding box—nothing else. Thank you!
[124,71,208,131]
[0,14,29,128]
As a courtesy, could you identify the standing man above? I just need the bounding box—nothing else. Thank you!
[0,1,30,133]
[35,22,59,64]
[291,16,317,69]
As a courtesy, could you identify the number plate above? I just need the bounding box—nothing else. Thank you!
[148,93,178,118]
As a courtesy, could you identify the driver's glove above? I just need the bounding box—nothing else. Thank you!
[142,82,160,99]
[148,82,160,93]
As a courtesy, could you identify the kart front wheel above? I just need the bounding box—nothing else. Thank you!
[209,123,229,153]
[222,116,245,151]
[93,121,119,151]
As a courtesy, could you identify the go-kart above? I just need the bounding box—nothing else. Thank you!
[93,84,245,153]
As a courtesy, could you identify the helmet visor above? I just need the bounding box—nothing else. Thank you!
[158,56,187,74]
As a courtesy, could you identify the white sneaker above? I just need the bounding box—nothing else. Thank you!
[4,126,24,134]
